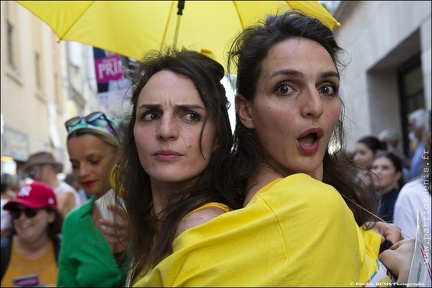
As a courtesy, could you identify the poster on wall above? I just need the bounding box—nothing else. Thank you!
[93,47,132,106]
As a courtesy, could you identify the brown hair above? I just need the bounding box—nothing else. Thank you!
[116,48,236,278]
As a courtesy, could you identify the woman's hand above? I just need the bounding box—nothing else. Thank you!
[372,221,404,244]
[379,238,415,283]
[99,204,129,253]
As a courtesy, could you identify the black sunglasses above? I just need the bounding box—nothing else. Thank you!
[64,111,117,135]
[10,208,41,220]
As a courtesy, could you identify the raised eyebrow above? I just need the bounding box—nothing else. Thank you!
[268,69,340,80]
[269,69,302,80]
[319,71,340,80]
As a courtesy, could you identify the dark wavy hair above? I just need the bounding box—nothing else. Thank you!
[226,10,376,226]
[116,48,236,278]
[357,136,387,156]
[373,151,405,189]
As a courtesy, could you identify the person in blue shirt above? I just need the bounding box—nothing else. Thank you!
[407,108,429,180]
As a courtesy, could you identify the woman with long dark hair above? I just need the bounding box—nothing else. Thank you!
[131,11,413,286]
[115,48,235,284]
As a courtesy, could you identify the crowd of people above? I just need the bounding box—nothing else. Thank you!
[0,9,429,287]
[352,108,431,232]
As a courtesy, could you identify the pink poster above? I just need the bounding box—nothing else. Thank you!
[93,47,132,106]
[94,54,123,83]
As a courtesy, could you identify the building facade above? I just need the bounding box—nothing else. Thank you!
[1,1,99,176]
[327,1,431,154]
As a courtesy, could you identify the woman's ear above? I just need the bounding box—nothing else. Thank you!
[395,171,403,186]
[235,94,255,129]
[212,139,220,153]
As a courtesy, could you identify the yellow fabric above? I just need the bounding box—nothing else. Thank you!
[359,226,381,282]
[182,202,231,219]
[133,173,382,287]
[1,241,57,287]
[359,230,394,286]
[175,202,231,236]
[17,1,340,70]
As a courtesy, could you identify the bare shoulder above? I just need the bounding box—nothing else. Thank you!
[176,207,227,237]
[57,190,75,199]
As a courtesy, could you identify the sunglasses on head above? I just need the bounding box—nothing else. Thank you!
[64,111,117,134]
[10,207,42,220]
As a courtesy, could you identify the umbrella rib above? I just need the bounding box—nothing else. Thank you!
[161,1,176,50]
[232,1,245,28]
[285,1,341,29]
[59,2,95,40]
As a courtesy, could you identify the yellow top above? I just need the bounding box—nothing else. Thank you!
[133,173,383,287]
[1,240,57,287]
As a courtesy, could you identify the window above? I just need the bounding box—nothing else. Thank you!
[6,20,15,69]
[5,2,20,79]
[35,52,41,89]
[54,73,61,108]
[398,54,425,155]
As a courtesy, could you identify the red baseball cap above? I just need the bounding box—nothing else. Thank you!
[4,181,57,210]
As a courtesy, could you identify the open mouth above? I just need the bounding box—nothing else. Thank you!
[298,132,318,147]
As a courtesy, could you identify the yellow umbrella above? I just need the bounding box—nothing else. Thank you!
[17,1,340,68]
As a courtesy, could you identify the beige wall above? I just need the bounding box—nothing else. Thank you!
[2,2,70,172]
[332,1,431,151]
[1,2,112,176]
[1,2,126,177]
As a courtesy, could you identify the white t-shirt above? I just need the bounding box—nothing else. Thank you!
[1,198,11,232]
[393,178,431,238]
[54,181,82,209]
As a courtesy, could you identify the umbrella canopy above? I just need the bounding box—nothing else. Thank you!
[17,1,340,68]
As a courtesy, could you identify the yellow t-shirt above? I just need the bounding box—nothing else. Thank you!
[1,240,57,287]
[133,173,383,287]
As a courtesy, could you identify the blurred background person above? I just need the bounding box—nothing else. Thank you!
[394,110,431,237]
[352,135,387,197]
[1,173,20,238]
[407,108,429,181]
[370,151,405,223]
[353,135,387,171]
[1,181,62,287]
[64,172,89,204]
[378,128,404,158]
[57,111,129,286]
[378,128,410,182]
[21,151,82,218]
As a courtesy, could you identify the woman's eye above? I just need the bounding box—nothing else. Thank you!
[275,83,295,96]
[319,84,338,96]
[184,112,201,122]
[141,111,159,121]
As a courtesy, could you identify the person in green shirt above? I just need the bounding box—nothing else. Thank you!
[57,112,129,286]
